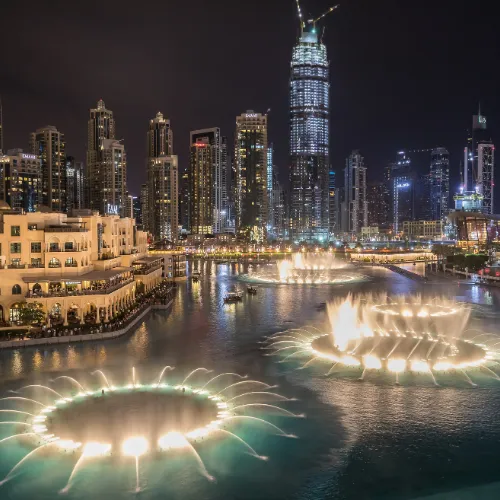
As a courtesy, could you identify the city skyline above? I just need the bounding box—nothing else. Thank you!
[1,0,498,200]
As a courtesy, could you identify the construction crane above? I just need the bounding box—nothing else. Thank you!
[307,4,340,29]
[295,2,340,34]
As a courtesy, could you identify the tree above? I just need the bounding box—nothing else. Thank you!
[18,302,45,331]
[432,244,458,259]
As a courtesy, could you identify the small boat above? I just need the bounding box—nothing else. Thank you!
[247,286,258,294]
[224,292,243,303]
[192,271,201,282]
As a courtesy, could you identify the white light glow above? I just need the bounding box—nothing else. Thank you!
[158,432,188,450]
[122,436,148,457]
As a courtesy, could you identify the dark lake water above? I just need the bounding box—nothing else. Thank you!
[1,262,500,499]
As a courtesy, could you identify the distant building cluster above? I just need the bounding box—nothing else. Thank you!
[0,25,495,247]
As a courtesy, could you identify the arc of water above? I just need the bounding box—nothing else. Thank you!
[212,429,267,460]
[223,415,296,438]
[135,456,141,492]
[181,439,215,482]
[0,432,37,445]
[269,345,306,355]
[428,367,439,386]
[156,366,175,387]
[52,376,87,393]
[17,385,64,399]
[60,453,88,494]
[0,422,31,427]
[200,373,246,390]
[181,368,213,386]
[0,409,35,417]
[359,368,367,381]
[279,349,312,363]
[215,380,274,396]
[299,356,321,370]
[0,440,58,485]
[386,339,402,359]
[470,333,492,342]
[264,340,305,348]
[480,365,500,380]
[0,397,47,407]
[486,340,500,349]
[407,339,422,360]
[325,362,339,376]
[425,341,438,359]
[91,370,112,389]
[230,403,303,418]
[461,370,477,387]
[225,392,294,403]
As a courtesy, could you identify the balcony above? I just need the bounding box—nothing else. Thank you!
[44,226,88,233]
[47,246,88,253]
[134,264,163,276]
[25,277,135,298]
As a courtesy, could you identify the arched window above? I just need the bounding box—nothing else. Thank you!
[48,257,61,268]
[65,258,77,267]
[12,284,22,295]
[10,303,21,322]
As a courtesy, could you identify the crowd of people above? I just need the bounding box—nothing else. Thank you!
[0,281,177,342]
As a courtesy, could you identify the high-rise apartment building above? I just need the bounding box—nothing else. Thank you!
[235,111,268,242]
[341,151,367,234]
[289,26,330,242]
[430,147,450,220]
[140,183,149,230]
[329,170,336,235]
[147,156,178,242]
[463,108,494,214]
[389,151,415,232]
[30,125,66,211]
[65,156,84,213]
[267,143,275,235]
[367,182,390,228]
[190,128,224,233]
[86,100,127,215]
[0,149,41,211]
[189,137,213,234]
[148,112,173,157]
[221,136,229,230]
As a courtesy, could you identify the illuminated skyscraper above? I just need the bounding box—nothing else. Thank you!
[289,25,330,242]
[30,125,66,211]
[86,99,128,215]
[430,147,450,220]
[190,128,224,233]
[189,137,213,234]
[341,150,367,234]
[66,156,85,212]
[235,111,268,242]
[148,112,173,157]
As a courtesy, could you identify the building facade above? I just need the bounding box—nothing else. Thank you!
[389,151,415,233]
[430,147,450,220]
[147,112,173,158]
[402,220,444,240]
[367,181,390,228]
[189,137,213,234]
[235,111,268,242]
[86,100,128,215]
[190,128,224,233]
[289,27,330,242]
[0,150,41,212]
[65,156,85,213]
[147,156,178,242]
[341,150,367,234]
[0,210,164,326]
[30,126,66,212]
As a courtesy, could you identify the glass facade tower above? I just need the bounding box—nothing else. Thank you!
[289,28,330,242]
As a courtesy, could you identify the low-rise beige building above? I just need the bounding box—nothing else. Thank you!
[0,208,163,326]
[402,220,444,240]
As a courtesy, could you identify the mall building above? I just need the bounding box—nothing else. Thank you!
[0,206,164,326]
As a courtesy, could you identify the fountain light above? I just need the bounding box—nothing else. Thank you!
[388,359,406,373]
[363,355,382,370]
[158,432,188,450]
[82,442,111,457]
[122,437,148,457]
[410,360,430,372]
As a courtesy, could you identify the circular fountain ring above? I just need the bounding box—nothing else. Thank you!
[311,333,487,371]
[32,384,233,455]
[240,270,363,285]
[371,303,459,318]
[45,387,219,450]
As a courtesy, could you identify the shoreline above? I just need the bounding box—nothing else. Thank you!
[0,300,173,350]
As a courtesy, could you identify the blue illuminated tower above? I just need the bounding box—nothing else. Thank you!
[289,4,338,242]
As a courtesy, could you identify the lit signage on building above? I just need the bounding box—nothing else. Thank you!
[396,182,410,188]
[22,154,36,160]
[245,113,258,118]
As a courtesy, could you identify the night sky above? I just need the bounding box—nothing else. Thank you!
[1,0,498,198]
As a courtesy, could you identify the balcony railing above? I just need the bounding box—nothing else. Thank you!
[47,247,87,252]
[25,278,134,299]
[48,263,62,268]
[134,264,163,276]
[44,227,88,233]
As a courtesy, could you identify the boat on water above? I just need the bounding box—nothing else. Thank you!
[191,271,201,282]
[224,292,243,303]
[247,286,258,294]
